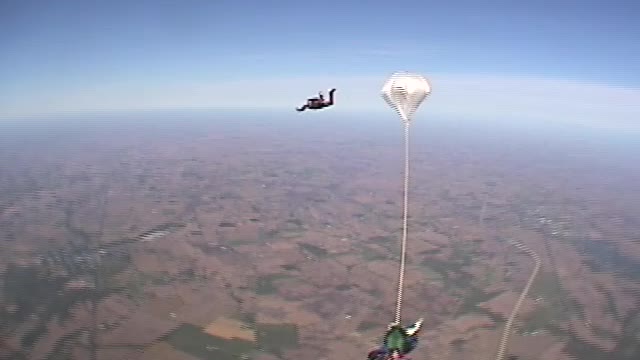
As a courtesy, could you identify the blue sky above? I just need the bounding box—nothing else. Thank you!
[1,0,639,127]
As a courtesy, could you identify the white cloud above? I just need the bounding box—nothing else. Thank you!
[2,73,639,130]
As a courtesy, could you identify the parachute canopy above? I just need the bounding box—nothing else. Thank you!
[381,72,432,124]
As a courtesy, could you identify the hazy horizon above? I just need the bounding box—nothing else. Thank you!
[2,0,639,128]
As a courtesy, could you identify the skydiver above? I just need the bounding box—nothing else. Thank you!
[367,318,423,360]
[296,88,336,112]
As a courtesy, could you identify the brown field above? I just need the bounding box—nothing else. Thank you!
[1,115,639,360]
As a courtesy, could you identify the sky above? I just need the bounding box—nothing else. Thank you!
[1,0,639,128]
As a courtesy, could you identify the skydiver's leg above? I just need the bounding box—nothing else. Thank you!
[327,88,336,105]
[296,105,308,112]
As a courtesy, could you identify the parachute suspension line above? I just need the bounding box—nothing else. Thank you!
[394,121,411,325]
[494,240,542,360]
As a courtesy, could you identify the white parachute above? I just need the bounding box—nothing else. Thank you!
[380,71,432,326]
[381,72,432,124]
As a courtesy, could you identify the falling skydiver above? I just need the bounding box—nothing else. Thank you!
[296,88,336,112]
[367,318,423,360]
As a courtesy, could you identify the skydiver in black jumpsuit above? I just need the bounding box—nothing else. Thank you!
[296,88,336,112]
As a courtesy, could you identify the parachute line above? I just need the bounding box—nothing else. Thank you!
[394,122,411,324]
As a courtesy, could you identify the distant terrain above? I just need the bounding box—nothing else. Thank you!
[1,113,639,360]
